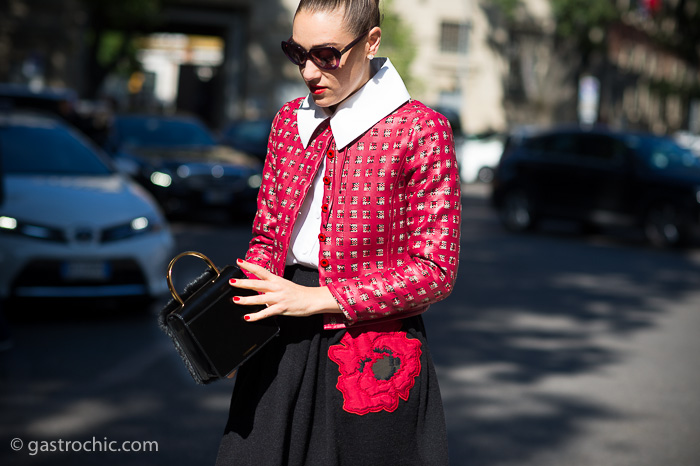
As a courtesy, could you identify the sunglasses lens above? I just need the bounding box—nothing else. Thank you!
[310,48,340,70]
[282,41,305,65]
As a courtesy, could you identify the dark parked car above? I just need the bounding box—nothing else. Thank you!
[218,118,273,163]
[0,83,112,145]
[104,114,262,219]
[491,126,700,247]
[0,83,78,117]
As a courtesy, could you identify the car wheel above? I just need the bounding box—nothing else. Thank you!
[499,189,536,232]
[477,167,495,184]
[643,202,685,248]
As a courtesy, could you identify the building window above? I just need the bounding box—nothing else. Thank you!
[440,22,470,54]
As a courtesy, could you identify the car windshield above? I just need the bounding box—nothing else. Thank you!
[0,124,113,176]
[224,121,270,145]
[114,117,216,148]
[629,135,700,172]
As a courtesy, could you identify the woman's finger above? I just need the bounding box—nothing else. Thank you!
[229,277,268,293]
[242,305,278,322]
[229,259,278,292]
[231,293,271,308]
[236,259,273,279]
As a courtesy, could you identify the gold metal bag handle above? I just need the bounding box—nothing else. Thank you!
[166,251,221,307]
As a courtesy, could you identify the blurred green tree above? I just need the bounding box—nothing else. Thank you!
[647,0,700,66]
[493,0,700,66]
[80,0,163,97]
[379,0,420,93]
[493,0,619,67]
[550,0,619,63]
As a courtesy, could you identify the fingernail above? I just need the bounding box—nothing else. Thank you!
[233,296,240,302]
[236,258,243,264]
[229,279,237,285]
[243,315,250,321]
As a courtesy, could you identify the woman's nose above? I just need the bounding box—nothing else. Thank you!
[301,60,322,80]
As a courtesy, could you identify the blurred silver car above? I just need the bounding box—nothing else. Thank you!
[457,132,505,184]
[0,112,174,304]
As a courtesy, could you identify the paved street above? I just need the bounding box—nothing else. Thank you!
[2,184,700,465]
[431,185,700,465]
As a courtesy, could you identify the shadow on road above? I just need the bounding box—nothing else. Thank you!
[424,189,700,465]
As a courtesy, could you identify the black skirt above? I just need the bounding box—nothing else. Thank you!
[215,265,448,466]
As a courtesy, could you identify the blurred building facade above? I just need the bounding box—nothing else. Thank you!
[0,0,86,93]
[604,19,700,134]
[1,0,698,136]
[398,0,572,135]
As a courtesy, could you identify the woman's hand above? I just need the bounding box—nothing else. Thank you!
[230,259,342,322]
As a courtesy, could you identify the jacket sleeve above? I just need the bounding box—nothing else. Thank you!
[244,110,284,275]
[327,108,462,324]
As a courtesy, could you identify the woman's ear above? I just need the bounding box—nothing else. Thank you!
[367,26,381,58]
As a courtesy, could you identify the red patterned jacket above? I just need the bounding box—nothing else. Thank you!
[245,96,461,329]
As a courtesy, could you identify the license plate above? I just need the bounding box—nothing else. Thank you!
[61,261,111,281]
[204,189,232,204]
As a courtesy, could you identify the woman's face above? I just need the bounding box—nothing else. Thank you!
[292,9,373,110]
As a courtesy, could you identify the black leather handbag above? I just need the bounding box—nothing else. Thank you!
[159,251,280,384]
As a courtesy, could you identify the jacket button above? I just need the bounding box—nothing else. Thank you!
[318,233,327,242]
[326,150,335,160]
[321,204,329,213]
[320,258,330,268]
[323,176,331,185]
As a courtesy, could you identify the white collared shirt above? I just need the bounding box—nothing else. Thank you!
[285,58,411,268]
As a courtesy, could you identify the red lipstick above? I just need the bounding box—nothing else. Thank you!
[309,85,326,95]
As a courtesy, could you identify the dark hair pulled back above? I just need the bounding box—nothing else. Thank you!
[295,0,381,36]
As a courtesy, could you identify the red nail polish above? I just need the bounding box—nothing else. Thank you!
[233,296,240,302]
[237,258,243,264]
[243,315,250,321]
[229,279,237,285]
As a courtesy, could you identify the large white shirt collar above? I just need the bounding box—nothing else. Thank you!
[296,57,410,150]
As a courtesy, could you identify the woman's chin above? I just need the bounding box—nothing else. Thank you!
[310,92,338,108]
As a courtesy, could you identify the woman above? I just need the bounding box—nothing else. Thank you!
[216,0,461,464]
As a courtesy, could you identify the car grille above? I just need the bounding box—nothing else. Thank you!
[11,259,149,298]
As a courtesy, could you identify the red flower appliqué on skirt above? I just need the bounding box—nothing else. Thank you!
[328,321,422,415]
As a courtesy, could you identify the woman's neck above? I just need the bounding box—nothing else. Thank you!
[327,68,373,114]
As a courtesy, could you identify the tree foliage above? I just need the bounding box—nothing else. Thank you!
[492,0,700,65]
[81,0,162,29]
[80,0,163,97]
[549,0,620,39]
[492,0,619,67]
[646,0,700,66]
[379,0,419,92]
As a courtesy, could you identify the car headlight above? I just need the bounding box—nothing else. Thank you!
[0,216,17,230]
[248,173,262,189]
[101,216,163,243]
[150,171,173,188]
[0,216,67,242]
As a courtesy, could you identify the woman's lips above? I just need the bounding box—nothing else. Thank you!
[309,85,326,95]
